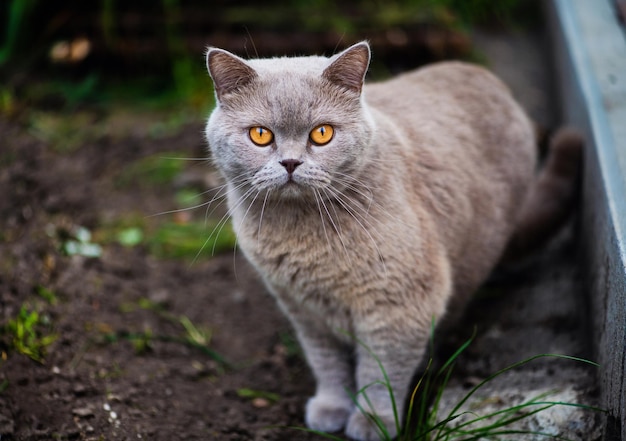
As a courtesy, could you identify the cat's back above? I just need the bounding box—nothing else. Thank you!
[365,61,520,132]
[364,60,534,179]
[366,61,509,100]
[364,61,536,294]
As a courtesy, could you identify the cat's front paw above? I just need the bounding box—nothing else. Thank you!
[345,410,397,441]
[305,394,354,433]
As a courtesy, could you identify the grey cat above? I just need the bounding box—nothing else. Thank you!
[204,42,581,441]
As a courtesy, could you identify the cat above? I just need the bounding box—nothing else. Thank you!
[204,41,582,441]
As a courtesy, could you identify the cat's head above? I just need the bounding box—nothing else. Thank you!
[205,42,375,200]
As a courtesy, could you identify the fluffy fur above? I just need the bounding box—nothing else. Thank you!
[204,42,580,441]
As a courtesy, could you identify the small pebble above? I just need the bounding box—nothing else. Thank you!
[73,384,87,396]
[251,397,270,408]
[72,407,94,417]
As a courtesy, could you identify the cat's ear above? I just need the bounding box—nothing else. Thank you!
[206,48,257,101]
[323,41,371,94]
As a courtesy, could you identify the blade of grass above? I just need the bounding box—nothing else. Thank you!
[442,353,599,428]
[104,331,231,368]
[404,357,433,434]
[438,393,606,440]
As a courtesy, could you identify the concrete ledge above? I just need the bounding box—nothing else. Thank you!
[548,0,626,439]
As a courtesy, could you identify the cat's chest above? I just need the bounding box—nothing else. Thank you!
[232,200,385,307]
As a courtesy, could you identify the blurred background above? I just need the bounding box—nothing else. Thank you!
[0,0,539,124]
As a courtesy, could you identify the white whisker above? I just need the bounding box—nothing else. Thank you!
[313,189,333,254]
[257,190,272,246]
[333,173,376,213]
[232,188,261,280]
[333,173,415,231]
[318,188,351,262]
[324,185,388,279]
[191,185,256,265]
[203,178,248,226]
[157,156,211,162]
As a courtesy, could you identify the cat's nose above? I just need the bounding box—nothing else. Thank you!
[279,159,303,175]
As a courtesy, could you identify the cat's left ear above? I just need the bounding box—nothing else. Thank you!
[323,41,371,94]
[206,47,258,101]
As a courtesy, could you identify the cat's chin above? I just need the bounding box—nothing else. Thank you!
[276,182,309,200]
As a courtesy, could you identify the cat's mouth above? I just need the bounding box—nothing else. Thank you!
[282,177,304,189]
[282,171,305,187]
[252,170,329,199]
[274,182,304,200]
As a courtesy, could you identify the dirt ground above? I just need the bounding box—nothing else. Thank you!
[0,29,602,441]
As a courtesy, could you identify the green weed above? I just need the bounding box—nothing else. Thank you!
[35,285,58,305]
[292,334,603,441]
[374,346,601,440]
[109,298,229,366]
[4,306,57,363]
[130,327,154,354]
[179,315,211,347]
[237,388,281,404]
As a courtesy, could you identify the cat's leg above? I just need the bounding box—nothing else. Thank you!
[299,327,356,433]
[344,321,430,441]
[276,297,355,433]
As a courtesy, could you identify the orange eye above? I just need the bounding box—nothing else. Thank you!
[309,124,334,146]
[249,126,274,147]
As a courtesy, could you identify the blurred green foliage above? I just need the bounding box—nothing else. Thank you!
[95,214,236,261]
[86,149,236,261]
[115,153,187,188]
[0,0,531,116]
[220,0,526,32]
[148,221,236,260]
[0,0,36,65]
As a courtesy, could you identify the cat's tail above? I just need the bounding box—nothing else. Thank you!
[503,127,584,261]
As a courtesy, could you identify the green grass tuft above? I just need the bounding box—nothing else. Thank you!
[3,306,57,363]
[290,334,604,441]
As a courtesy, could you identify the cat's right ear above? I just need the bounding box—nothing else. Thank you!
[206,48,257,101]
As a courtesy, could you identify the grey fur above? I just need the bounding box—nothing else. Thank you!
[204,42,574,440]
